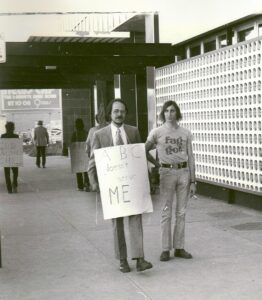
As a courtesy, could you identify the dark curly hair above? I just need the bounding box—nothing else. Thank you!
[105,98,128,121]
[5,121,15,132]
[75,118,84,130]
[159,100,182,122]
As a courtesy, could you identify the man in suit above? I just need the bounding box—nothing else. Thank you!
[88,99,153,273]
[34,120,49,168]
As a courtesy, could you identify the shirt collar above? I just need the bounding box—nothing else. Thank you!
[111,122,124,133]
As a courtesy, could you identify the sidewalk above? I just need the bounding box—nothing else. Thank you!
[0,155,262,300]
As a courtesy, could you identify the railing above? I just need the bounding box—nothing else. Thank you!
[62,12,137,35]
[0,12,144,41]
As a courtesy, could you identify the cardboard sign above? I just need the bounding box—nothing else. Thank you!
[69,142,89,173]
[94,143,153,219]
[0,138,23,167]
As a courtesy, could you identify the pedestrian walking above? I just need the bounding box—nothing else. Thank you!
[34,120,49,168]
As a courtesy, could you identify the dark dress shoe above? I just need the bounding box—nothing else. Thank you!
[120,259,130,273]
[136,258,153,272]
[175,249,193,259]
[160,251,170,261]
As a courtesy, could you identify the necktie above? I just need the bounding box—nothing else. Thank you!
[115,128,124,145]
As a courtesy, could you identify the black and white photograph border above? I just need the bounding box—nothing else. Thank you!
[0,1,262,299]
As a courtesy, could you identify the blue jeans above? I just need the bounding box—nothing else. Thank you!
[159,167,190,250]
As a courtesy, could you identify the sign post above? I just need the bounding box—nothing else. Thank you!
[94,143,153,219]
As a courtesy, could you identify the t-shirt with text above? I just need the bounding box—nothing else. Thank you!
[146,125,193,164]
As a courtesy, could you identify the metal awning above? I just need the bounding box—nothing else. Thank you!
[28,35,130,43]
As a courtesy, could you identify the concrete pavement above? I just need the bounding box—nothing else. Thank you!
[0,155,262,300]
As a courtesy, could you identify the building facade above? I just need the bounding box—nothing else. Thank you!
[155,15,262,196]
[0,12,173,153]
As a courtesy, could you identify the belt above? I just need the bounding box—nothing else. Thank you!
[161,162,187,169]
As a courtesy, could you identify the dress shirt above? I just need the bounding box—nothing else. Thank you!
[111,123,128,145]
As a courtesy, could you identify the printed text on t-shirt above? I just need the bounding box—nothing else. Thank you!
[165,136,183,155]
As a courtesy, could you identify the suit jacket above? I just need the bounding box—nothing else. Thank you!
[85,123,108,157]
[88,123,141,185]
[34,126,49,146]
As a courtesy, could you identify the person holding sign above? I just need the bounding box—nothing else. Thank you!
[71,118,90,191]
[85,113,108,158]
[1,122,19,193]
[88,99,153,273]
[34,120,49,168]
[145,100,196,262]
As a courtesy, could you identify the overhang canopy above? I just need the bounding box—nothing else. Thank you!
[0,42,174,89]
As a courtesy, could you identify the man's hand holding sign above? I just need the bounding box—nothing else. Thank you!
[88,99,153,273]
[94,143,153,219]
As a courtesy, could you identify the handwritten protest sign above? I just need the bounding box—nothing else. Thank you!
[94,143,153,219]
[69,142,89,173]
[0,138,23,167]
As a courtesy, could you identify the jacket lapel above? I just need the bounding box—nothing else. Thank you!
[123,124,132,144]
[104,125,114,146]
[103,124,134,145]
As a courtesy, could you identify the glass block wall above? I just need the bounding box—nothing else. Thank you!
[155,37,262,194]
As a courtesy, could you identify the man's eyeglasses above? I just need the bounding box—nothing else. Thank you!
[112,109,126,114]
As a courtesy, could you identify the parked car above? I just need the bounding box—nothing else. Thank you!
[19,131,32,145]
[49,128,62,143]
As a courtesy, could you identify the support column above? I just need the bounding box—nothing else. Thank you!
[186,47,190,59]
[95,80,107,111]
[216,36,220,50]
[119,74,137,127]
[135,71,148,141]
[61,88,92,155]
[95,79,114,118]
[119,72,148,140]
[145,13,159,43]
[145,13,159,133]
[146,67,156,133]
[200,42,204,55]
[114,75,121,99]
